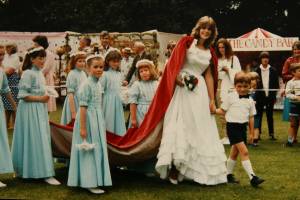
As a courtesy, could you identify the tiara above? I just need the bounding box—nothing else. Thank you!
[85,54,104,62]
[70,51,86,58]
[136,59,154,68]
[27,46,44,55]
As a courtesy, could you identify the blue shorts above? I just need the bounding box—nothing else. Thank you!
[289,102,300,118]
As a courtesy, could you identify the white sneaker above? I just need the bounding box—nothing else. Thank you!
[87,188,105,194]
[221,137,230,145]
[44,177,61,185]
[178,173,184,182]
[0,181,7,188]
[168,177,178,185]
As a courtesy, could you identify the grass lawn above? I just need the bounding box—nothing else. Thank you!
[1,106,299,200]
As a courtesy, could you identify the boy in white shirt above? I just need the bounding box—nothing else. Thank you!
[216,72,265,187]
[285,63,300,146]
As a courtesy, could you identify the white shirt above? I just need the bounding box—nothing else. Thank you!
[221,91,256,123]
[260,64,270,97]
[286,78,300,103]
[2,53,21,72]
[218,55,241,101]
[120,56,134,80]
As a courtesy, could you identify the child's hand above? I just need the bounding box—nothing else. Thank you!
[131,119,137,128]
[80,129,87,139]
[222,66,229,73]
[40,95,50,103]
[122,81,128,86]
[175,75,184,87]
[209,100,216,114]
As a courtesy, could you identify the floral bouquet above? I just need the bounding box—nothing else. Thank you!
[181,72,199,91]
[76,139,96,151]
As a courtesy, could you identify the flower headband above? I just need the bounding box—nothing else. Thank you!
[136,59,155,69]
[26,46,44,55]
[70,51,86,58]
[85,54,104,62]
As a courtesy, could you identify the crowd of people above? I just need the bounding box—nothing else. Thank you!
[1,15,300,194]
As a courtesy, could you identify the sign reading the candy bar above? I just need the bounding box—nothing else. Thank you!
[228,37,299,51]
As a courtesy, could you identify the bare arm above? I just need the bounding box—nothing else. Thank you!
[249,116,255,143]
[130,103,138,128]
[80,106,87,139]
[68,93,76,119]
[204,66,216,113]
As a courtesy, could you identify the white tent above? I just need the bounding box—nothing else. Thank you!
[228,28,298,51]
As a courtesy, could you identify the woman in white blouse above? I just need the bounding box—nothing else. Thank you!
[216,38,241,144]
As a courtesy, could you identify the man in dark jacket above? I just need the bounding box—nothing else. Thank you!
[124,41,152,84]
[255,51,279,140]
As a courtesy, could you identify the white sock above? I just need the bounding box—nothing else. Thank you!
[241,160,255,180]
[226,158,236,174]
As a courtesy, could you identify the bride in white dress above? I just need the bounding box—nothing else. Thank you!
[155,16,227,185]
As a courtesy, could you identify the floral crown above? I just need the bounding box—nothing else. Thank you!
[85,54,104,63]
[70,51,86,58]
[26,46,44,55]
[136,59,154,69]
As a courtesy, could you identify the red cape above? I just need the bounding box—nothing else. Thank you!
[106,36,218,149]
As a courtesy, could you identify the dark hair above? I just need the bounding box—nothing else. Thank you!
[104,50,122,71]
[259,51,270,60]
[191,16,218,49]
[82,36,91,46]
[165,40,176,58]
[292,41,300,51]
[5,44,18,54]
[216,38,234,59]
[66,54,86,73]
[22,47,46,71]
[32,35,49,49]
[100,30,110,38]
[234,72,251,85]
[290,63,300,73]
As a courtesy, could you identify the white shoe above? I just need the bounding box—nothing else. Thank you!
[0,181,7,188]
[221,137,230,145]
[44,177,61,185]
[177,173,184,182]
[168,177,178,185]
[87,188,105,194]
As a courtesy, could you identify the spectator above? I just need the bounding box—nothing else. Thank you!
[124,41,152,85]
[78,36,92,53]
[2,43,21,129]
[255,51,279,140]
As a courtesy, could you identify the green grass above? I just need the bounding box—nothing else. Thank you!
[1,106,299,200]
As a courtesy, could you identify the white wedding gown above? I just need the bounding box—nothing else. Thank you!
[156,40,227,185]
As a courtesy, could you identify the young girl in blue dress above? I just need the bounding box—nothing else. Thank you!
[11,47,60,185]
[0,45,16,187]
[128,59,159,128]
[67,55,112,194]
[61,52,87,125]
[101,50,126,136]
